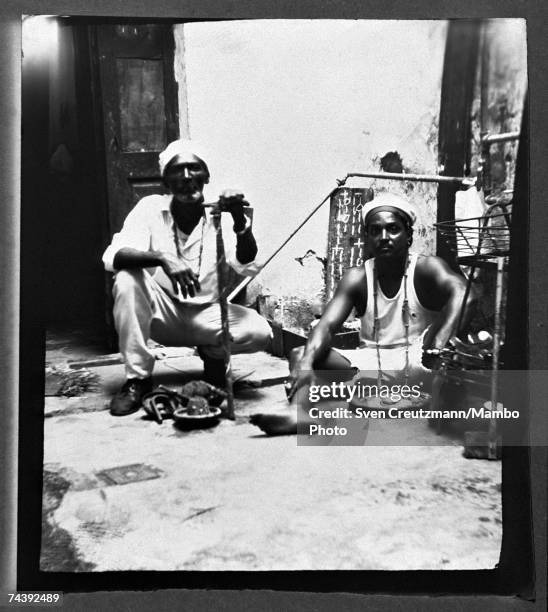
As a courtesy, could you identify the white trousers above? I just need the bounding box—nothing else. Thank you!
[334,328,432,384]
[112,270,273,379]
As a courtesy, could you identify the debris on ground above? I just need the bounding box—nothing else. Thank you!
[46,365,100,397]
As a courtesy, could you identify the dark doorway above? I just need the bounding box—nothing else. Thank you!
[22,18,179,350]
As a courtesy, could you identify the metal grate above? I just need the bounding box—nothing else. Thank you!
[96,463,163,486]
[436,212,511,264]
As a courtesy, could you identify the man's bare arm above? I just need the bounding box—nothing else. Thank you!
[415,255,477,350]
[300,267,366,369]
[113,247,201,298]
[218,191,258,264]
[235,227,258,264]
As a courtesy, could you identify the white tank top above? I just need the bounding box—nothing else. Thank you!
[359,253,437,348]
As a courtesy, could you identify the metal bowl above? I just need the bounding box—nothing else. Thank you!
[172,405,222,430]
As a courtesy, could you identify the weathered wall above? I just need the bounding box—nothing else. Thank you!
[173,20,447,328]
[470,19,527,193]
[468,19,527,329]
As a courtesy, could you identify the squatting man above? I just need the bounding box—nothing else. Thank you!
[103,140,272,416]
[251,192,475,435]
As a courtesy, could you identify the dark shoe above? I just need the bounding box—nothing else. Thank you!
[110,378,153,416]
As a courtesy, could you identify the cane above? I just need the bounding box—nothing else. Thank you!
[207,201,235,420]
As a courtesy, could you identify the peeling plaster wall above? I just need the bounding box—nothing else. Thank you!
[468,19,527,330]
[174,20,447,324]
[470,19,527,193]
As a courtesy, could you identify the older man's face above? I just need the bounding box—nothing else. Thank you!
[164,153,209,205]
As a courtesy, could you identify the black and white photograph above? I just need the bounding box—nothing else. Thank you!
[21,16,529,573]
[4,6,545,607]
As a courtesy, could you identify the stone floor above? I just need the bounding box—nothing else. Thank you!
[41,328,502,572]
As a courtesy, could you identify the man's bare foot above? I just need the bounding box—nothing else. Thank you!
[249,412,298,436]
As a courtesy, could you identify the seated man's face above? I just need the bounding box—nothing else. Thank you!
[366,211,409,259]
[164,153,209,205]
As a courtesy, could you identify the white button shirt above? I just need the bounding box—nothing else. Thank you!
[102,194,260,304]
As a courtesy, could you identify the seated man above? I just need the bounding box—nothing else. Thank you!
[103,139,272,416]
[251,192,475,435]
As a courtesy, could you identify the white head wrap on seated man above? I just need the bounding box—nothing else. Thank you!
[158,139,211,176]
[360,192,418,226]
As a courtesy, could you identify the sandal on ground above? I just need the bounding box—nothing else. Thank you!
[142,386,188,424]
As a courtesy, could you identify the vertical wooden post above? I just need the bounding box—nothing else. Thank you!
[487,256,505,459]
[497,92,533,595]
[437,20,482,269]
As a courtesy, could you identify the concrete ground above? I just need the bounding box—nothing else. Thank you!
[41,330,502,572]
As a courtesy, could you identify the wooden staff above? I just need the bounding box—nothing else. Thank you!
[210,203,235,420]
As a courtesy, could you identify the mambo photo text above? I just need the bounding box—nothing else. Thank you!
[303,382,519,437]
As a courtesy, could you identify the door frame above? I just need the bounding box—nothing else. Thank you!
[71,18,182,345]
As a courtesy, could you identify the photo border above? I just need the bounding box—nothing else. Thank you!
[2,1,546,610]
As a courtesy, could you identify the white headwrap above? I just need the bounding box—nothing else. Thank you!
[360,192,418,226]
[158,139,210,176]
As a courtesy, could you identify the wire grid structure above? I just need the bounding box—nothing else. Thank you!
[435,201,511,371]
[435,210,511,266]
